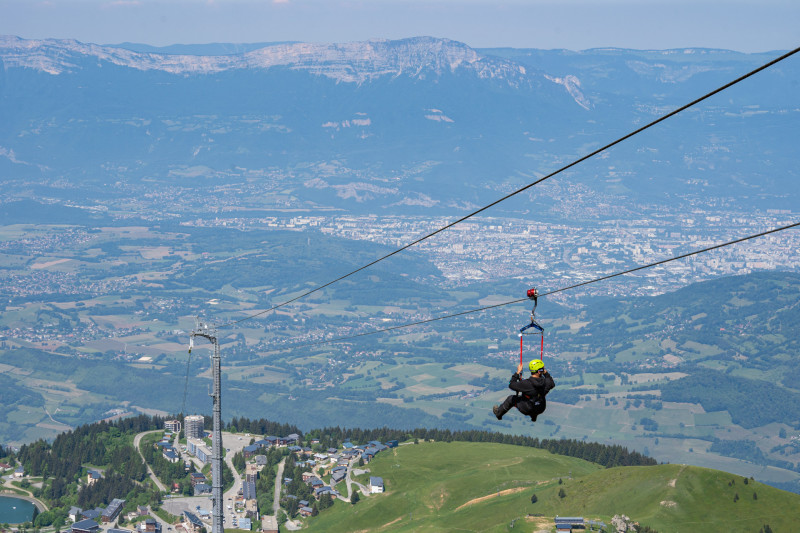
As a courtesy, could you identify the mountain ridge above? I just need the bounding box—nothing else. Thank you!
[0,35,539,87]
[1,35,796,212]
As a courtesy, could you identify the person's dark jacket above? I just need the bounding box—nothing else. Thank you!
[508,371,555,414]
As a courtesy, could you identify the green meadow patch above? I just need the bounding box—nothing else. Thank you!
[304,441,800,533]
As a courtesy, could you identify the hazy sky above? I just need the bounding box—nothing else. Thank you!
[2,0,798,52]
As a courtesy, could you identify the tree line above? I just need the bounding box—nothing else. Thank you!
[227,417,657,468]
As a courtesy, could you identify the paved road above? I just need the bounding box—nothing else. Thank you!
[221,431,250,502]
[132,430,167,492]
[135,429,260,527]
[272,457,286,515]
[343,457,369,502]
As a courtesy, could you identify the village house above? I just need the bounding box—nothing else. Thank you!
[370,476,384,493]
[189,472,207,487]
[242,443,261,458]
[183,511,204,533]
[138,518,161,533]
[162,449,179,463]
[314,486,338,499]
[86,470,101,485]
[194,483,212,496]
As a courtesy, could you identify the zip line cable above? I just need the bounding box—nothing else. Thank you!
[270,221,799,351]
[217,46,800,330]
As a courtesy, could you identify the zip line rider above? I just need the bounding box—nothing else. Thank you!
[492,359,555,423]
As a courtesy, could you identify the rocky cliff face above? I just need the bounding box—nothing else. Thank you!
[0,35,536,86]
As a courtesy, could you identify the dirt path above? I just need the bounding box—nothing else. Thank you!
[453,487,528,512]
[669,464,688,487]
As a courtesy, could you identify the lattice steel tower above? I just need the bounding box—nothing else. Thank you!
[189,320,224,533]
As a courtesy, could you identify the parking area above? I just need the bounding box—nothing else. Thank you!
[161,495,213,517]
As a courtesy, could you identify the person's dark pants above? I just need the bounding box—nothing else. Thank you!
[496,395,544,421]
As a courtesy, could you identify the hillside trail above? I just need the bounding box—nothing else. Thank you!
[669,464,688,488]
[453,486,528,511]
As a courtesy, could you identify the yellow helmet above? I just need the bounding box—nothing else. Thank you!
[529,359,545,373]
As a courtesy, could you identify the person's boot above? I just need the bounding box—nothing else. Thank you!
[529,413,538,423]
[492,405,504,420]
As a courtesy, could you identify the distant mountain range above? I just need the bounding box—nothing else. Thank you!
[0,35,797,216]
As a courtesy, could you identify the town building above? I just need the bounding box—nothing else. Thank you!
[242,480,257,500]
[183,415,205,439]
[71,519,100,533]
[102,499,125,522]
[262,515,278,533]
[554,516,585,532]
[245,464,259,482]
[81,509,103,521]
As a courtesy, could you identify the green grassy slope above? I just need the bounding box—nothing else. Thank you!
[304,441,800,532]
